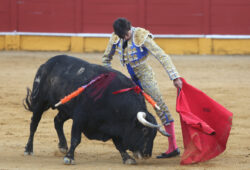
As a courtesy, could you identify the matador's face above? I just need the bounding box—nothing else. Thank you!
[124,30,132,41]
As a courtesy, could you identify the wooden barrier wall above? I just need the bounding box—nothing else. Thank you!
[0,0,250,54]
[1,0,250,34]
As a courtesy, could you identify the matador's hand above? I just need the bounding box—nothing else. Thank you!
[173,78,183,89]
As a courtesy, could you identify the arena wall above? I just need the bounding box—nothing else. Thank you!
[0,0,250,54]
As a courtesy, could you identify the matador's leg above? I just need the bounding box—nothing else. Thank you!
[132,64,172,125]
[131,63,180,158]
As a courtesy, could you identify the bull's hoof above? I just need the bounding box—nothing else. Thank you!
[59,147,68,154]
[123,158,136,165]
[64,157,75,165]
[58,143,68,154]
[133,151,143,159]
[24,151,33,156]
[24,145,33,155]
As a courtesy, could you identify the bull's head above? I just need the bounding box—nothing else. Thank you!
[124,111,168,160]
[133,112,170,159]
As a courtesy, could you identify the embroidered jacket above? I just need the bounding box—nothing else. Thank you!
[102,27,180,80]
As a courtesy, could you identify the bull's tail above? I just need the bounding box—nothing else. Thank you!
[23,64,45,113]
[23,88,33,112]
[23,83,40,112]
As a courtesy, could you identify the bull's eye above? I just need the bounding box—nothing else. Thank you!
[142,128,149,135]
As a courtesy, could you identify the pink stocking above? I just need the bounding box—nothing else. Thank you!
[164,122,178,154]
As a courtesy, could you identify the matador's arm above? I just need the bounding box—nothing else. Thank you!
[102,33,119,68]
[143,37,180,80]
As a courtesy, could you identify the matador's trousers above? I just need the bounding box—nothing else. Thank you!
[126,63,174,125]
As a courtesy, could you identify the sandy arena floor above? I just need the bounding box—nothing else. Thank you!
[0,51,249,170]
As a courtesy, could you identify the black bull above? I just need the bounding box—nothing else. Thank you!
[23,55,163,165]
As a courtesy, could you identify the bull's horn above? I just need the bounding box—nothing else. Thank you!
[137,112,161,128]
[157,127,170,137]
[137,112,170,137]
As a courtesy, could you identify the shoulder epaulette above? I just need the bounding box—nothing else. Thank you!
[110,32,120,44]
[133,27,153,47]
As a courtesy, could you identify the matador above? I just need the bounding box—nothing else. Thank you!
[102,18,182,158]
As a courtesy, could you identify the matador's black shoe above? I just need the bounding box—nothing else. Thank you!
[156,148,180,159]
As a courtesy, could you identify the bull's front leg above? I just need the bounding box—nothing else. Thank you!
[64,119,82,165]
[54,111,70,154]
[112,138,136,165]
